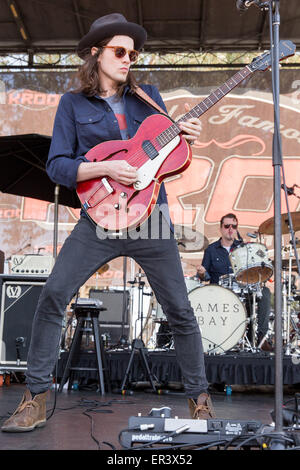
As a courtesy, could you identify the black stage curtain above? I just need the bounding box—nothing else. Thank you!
[57,350,300,388]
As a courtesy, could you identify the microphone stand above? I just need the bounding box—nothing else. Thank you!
[268,0,284,442]
[266,0,297,448]
[238,0,297,448]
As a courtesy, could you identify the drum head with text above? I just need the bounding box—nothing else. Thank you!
[188,285,247,354]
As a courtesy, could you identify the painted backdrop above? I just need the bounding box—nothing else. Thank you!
[0,67,299,288]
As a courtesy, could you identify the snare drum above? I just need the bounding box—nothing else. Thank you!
[219,273,262,297]
[184,276,201,292]
[229,242,273,285]
[219,274,241,295]
[188,285,247,354]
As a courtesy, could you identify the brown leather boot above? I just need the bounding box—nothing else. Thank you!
[1,389,47,432]
[188,393,216,420]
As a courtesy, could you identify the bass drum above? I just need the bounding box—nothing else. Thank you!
[188,285,247,354]
[154,277,202,322]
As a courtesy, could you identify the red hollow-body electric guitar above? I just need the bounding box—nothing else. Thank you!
[77,40,295,231]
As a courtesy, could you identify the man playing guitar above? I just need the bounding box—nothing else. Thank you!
[2,13,214,432]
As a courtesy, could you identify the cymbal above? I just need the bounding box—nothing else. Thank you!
[174,224,209,253]
[96,264,109,275]
[259,212,300,235]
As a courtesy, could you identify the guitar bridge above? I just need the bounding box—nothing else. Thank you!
[101,178,114,194]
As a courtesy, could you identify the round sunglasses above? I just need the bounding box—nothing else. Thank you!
[102,45,139,63]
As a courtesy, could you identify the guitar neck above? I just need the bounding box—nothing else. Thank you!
[156,64,253,148]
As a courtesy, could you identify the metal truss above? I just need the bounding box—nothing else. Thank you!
[0,50,299,70]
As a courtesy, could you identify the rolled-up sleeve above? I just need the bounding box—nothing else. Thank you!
[46,94,87,190]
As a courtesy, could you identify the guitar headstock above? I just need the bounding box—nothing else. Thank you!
[249,40,296,72]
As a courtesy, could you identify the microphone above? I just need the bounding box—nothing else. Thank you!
[237,231,243,242]
[234,231,244,248]
[247,232,258,239]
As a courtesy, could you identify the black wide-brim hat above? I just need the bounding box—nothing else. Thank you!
[77,13,147,59]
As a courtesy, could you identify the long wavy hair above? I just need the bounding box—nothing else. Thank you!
[73,37,137,97]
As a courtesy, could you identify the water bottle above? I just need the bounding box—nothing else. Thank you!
[72,380,79,391]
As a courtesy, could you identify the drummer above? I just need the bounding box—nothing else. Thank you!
[196,213,272,351]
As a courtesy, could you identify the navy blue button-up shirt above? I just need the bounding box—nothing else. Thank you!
[46,84,169,208]
[201,238,241,284]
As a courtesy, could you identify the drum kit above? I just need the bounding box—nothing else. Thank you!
[81,215,299,356]
[153,214,300,356]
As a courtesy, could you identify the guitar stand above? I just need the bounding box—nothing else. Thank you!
[118,339,158,394]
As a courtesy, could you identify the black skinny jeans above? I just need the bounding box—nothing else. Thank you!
[26,212,208,397]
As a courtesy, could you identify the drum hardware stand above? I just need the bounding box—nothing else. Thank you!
[250,291,258,350]
[118,338,158,394]
[162,337,174,350]
[241,289,260,352]
[257,330,273,350]
[129,269,150,343]
[118,257,130,347]
[116,269,158,394]
[240,324,257,352]
[282,241,299,355]
[288,315,300,353]
[282,268,292,355]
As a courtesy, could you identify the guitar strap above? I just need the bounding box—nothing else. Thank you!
[134,86,168,116]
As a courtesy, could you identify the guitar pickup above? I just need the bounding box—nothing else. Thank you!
[83,178,114,210]
[142,140,159,160]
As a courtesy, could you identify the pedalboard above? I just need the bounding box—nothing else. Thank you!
[120,407,263,449]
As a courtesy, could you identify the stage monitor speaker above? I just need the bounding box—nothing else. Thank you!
[0,275,47,365]
[89,289,129,325]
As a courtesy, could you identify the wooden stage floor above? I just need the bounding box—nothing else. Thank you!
[0,382,299,453]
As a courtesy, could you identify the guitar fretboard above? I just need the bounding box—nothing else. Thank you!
[156,65,252,148]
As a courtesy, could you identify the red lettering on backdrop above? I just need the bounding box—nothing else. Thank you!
[22,197,81,223]
[67,208,81,219]
[22,198,49,221]
[46,94,60,107]
[8,92,21,105]
[165,134,265,225]
[166,158,212,224]
[33,93,46,106]
[7,90,61,107]
[195,134,266,156]
[206,157,300,226]
[21,92,34,106]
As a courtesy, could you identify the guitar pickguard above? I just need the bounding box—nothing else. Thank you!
[133,135,180,190]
